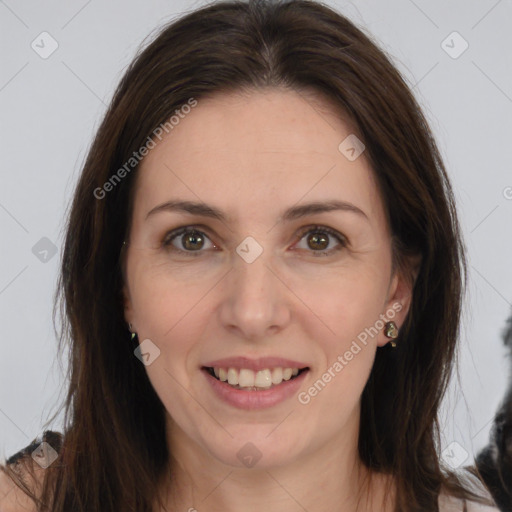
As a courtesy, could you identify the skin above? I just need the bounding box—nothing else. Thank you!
[122,88,417,512]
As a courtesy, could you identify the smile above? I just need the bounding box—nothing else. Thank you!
[201,365,310,410]
[204,366,309,390]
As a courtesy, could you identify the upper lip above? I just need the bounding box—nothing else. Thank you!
[202,356,309,372]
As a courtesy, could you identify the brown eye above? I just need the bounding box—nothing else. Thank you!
[182,231,205,250]
[162,227,216,256]
[306,232,329,251]
[295,226,346,256]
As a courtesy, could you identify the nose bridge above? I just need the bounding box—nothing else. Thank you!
[219,236,290,338]
[235,245,272,294]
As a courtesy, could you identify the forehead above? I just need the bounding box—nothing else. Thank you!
[134,88,384,226]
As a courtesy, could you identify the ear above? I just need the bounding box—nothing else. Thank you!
[120,245,135,329]
[376,253,422,347]
[122,283,134,328]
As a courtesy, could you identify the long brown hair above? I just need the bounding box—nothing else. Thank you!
[0,1,497,510]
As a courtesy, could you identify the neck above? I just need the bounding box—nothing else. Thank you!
[154,414,396,512]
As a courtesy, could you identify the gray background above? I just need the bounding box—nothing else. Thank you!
[1,0,511,470]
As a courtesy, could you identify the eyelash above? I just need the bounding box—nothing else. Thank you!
[161,224,347,258]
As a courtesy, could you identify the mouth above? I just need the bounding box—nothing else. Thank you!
[202,366,310,391]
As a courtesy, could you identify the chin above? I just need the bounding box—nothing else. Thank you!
[203,429,306,470]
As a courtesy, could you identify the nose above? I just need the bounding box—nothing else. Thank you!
[218,244,291,341]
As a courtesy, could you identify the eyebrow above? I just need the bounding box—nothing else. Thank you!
[146,199,369,223]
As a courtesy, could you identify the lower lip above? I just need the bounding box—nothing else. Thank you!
[202,368,309,410]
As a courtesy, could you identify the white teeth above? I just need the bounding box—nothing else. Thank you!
[254,369,272,388]
[227,368,238,385]
[271,367,283,384]
[238,369,255,387]
[211,366,304,388]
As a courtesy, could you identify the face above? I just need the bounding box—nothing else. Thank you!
[122,88,414,470]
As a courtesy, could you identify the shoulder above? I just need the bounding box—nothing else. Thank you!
[438,468,501,512]
[0,430,63,512]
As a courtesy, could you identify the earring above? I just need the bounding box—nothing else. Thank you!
[128,323,137,341]
[384,321,399,348]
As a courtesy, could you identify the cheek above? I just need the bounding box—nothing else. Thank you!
[295,266,388,407]
[126,259,217,404]
[128,255,214,338]
[302,264,389,344]
[127,262,213,412]
[299,275,385,418]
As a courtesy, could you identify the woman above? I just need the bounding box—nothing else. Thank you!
[0,0,500,510]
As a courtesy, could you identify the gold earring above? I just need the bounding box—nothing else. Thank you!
[128,323,137,341]
[384,321,398,347]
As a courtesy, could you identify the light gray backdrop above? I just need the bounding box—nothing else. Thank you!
[1,0,511,471]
